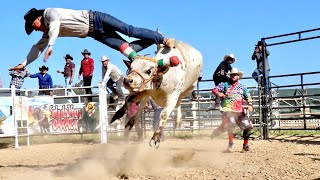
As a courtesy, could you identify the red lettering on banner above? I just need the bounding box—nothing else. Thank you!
[49,104,83,132]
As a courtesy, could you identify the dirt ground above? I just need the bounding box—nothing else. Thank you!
[0,136,319,180]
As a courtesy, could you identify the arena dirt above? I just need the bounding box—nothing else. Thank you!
[0,136,319,180]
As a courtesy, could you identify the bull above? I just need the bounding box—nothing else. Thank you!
[110,40,203,148]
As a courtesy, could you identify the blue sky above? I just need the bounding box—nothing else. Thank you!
[1,1,320,90]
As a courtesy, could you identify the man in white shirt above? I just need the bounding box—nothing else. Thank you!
[9,8,175,71]
[100,56,124,100]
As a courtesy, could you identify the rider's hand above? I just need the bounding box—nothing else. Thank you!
[44,46,53,62]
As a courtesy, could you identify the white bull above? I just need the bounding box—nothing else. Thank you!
[110,40,202,147]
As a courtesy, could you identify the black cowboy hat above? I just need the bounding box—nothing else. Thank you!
[81,49,91,55]
[39,65,49,71]
[24,8,45,35]
[63,54,73,60]
[256,41,267,46]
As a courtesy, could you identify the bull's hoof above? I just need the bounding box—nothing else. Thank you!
[149,138,160,149]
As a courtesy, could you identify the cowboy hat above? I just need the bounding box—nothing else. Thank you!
[39,65,49,71]
[228,68,243,79]
[100,55,110,62]
[63,54,73,60]
[24,8,44,35]
[256,41,267,46]
[223,54,236,64]
[81,49,91,55]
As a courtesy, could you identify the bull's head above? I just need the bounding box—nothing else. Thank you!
[123,57,169,92]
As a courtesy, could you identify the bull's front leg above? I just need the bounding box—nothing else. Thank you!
[149,94,179,148]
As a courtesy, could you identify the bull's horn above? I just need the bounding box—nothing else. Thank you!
[123,60,132,68]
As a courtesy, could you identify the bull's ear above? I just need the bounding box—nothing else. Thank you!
[157,66,169,76]
[123,60,132,69]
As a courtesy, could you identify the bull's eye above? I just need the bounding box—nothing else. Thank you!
[145,69,152,75]
[126,69,131,75]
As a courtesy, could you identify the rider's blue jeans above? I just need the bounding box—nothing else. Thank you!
[89,11,164,52]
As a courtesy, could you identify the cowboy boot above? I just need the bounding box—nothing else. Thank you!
[9,64,25,71]
[163,38,176,48]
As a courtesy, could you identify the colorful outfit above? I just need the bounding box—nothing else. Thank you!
[29,73,53,95]
[79,57,94,101]
[211,81,253,152]
[23,8,165,66]
[213,81,251,112]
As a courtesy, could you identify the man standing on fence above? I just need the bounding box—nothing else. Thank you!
[100,55,124,101]
[29,66,53,96]
[78,49,94,102]
[211,68,254,153]
[251,41,270,87]
[9,66,30,95]
[57,54,76,103]
[212,54,235,109]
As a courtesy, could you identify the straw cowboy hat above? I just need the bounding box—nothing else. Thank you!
[81,49,91,55]
[100,55,110,62]
[223,54,236,64]
[39,65,49,71]
[228,68,243,79]
[63,54,73,60]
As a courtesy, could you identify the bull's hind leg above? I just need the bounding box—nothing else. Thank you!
[150,93,179,148]
[174,84,197,128]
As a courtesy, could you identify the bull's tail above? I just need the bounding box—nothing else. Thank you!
[110,105,127,124]
[110,93,136,124]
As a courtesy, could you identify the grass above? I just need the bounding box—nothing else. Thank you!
[0,129,319,148]
[269,130,320,136]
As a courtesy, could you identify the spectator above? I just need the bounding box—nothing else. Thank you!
[9,8,175,71]
[212,54,235,109]
[100,55,124,101]
[9,66,30,95]
[211,68,253,153]
[57,54,76,103]
[251,41,270,86]
[29,66,53,96]
[78,49,94,102]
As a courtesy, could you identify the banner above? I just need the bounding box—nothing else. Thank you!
[27,97,54,134]
[0,97,14,137]
[26,96,99,134]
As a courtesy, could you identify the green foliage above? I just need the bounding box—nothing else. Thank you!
[269,130,320,136]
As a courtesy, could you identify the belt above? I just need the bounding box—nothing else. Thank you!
[89,10,94,33]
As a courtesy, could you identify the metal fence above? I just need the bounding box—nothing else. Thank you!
[1,71,320,147]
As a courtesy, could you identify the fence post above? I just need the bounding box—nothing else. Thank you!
[261,39,270,139]
[98,82,108,144]
[10,85,19,149]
